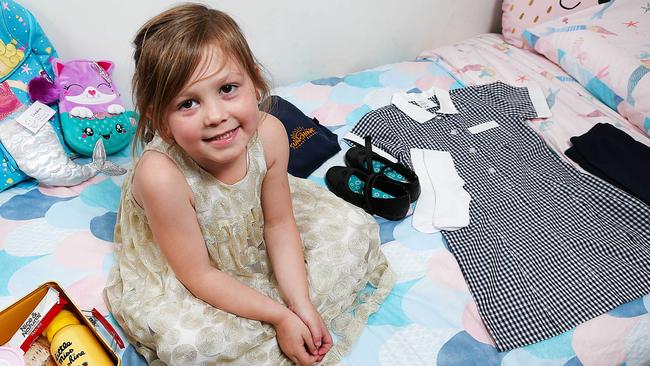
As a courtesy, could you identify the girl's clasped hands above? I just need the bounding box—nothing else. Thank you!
[275,301,332,365]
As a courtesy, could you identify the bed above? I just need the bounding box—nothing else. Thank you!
[2,1,649,365]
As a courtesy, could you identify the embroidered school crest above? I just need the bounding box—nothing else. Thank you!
[289,126,316,149]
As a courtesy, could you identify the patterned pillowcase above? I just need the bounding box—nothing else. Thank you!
[502,0,609,49]
[523,0,650,137]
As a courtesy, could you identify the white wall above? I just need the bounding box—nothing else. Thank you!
[19,0,501,108]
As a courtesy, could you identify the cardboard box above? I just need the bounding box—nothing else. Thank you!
[0,282,121,365]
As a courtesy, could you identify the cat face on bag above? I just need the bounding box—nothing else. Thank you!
[165,47,262,176]
[64,85,117,105]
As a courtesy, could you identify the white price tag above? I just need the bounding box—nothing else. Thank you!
[16,101,55,134]
[414,98,437,109]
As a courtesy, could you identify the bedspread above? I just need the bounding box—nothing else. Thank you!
[1,53,649,366]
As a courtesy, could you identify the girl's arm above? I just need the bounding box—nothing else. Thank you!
[132,151,291,326]
[258,114,311,311]
[259,113,333,360]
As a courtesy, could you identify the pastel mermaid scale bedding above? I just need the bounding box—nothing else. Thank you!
[1,55,649,365]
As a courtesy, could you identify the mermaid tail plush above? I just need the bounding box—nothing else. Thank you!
[0,109,126,186]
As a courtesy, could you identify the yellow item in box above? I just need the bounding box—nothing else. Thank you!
[44,310,113,366]
[0,282,120,366]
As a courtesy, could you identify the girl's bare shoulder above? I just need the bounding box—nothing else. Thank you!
[132,150,193,208]
[258,112,288,165]
[258,112,286,140]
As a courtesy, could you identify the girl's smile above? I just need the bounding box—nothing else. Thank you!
[203,126,240,146]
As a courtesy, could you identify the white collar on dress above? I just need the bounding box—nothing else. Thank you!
[391,87,458,123]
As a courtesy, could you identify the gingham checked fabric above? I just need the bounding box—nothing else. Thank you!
[347,82,650,351]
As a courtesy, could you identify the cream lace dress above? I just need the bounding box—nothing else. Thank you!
[104,133,395,365]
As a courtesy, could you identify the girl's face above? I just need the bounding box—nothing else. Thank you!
[165,48,261,174]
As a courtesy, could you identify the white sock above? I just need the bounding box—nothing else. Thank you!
[427,154,470,231]
[410,148,471,233]
[411,149,438,233]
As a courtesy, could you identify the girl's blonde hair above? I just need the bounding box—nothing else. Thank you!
[131,3,271,155]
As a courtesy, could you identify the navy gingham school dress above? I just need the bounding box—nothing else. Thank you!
[347,81,650,351]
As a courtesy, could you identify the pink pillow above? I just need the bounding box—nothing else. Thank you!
[501,0,608,49]
[524,0,650,137]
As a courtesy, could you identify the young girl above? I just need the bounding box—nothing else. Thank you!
[103,3,395,365]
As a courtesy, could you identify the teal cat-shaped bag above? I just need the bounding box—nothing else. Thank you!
[53,59,134,156]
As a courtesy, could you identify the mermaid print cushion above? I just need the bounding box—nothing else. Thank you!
[502,0,610,49]
[524,0,650,136]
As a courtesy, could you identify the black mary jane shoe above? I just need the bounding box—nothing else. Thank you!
[325,166,410,221]
[345,136,420,202]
